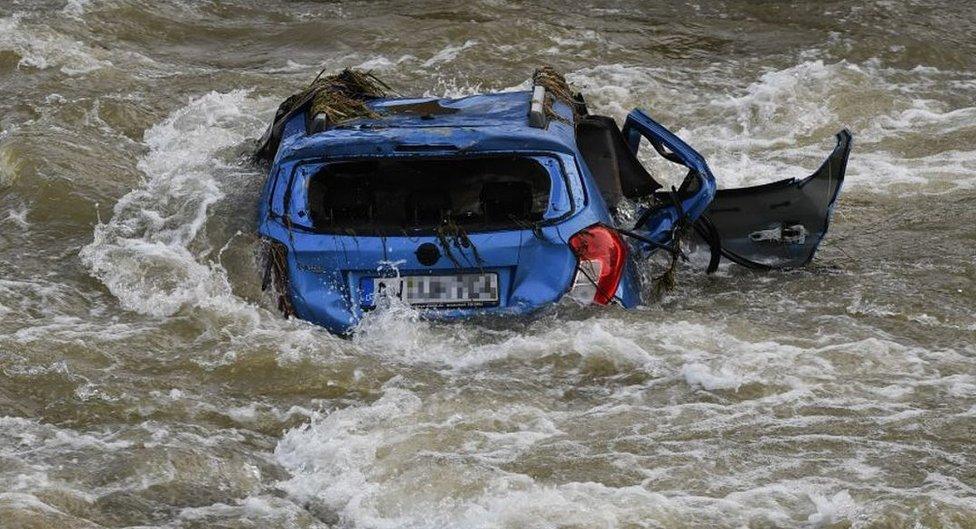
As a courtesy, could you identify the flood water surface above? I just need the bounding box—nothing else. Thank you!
[1,1,975,528]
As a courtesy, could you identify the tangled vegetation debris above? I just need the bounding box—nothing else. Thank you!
[532,65,583,122]
[254,68,391,163]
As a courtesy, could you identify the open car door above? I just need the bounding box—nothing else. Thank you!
[618,109,851,270]
[613,109,718,247]
[702,130,852,269]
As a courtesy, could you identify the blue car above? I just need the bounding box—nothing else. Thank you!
[255,70,851,334]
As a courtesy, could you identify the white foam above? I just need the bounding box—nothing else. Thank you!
[0,14,110,75]
[0,416,133,458]
[422,40,478,68]
[275,388,423,520]
[80,90,269,318]
[273,379,895,528]
[61,0,90,18]
[177,495,319,525]
[356,54,415,71]
[353,312,668,373]
[567,63,672,120]
[681,362,743,391]
[4,204,29,229]
[0,492,68,516]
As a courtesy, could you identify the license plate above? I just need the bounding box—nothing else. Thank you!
[361,273,499,308]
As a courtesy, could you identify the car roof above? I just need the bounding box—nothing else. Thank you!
[274,90,580,162]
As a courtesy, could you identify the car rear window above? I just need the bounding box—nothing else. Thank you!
[305,156,553,234]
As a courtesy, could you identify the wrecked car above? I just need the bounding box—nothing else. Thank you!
[254,68,851,334]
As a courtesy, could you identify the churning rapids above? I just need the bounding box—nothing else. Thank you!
[1,1,975,528]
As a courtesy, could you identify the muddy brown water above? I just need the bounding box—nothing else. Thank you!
[1,1,975,528]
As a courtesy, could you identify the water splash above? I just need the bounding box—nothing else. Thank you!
[80,90,268,318]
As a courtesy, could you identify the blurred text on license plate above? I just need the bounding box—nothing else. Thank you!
[365,273,499,307]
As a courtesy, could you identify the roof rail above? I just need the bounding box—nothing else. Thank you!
[528,85,547,129]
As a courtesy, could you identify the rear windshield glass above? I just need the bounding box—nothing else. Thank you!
[306,156,552,234]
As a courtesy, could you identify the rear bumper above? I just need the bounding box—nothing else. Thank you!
[287,263,577,335]
[269,226,589,334]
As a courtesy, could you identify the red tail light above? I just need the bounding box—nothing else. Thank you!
[568,224,627,305]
